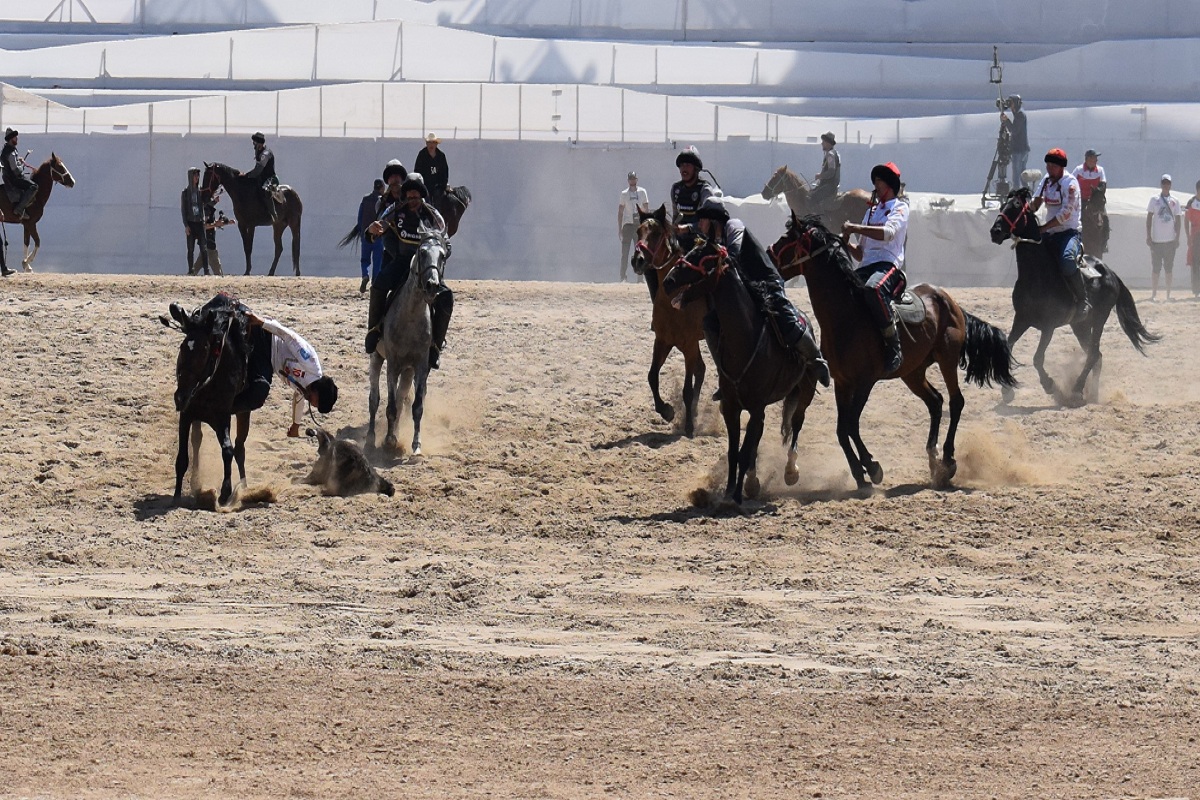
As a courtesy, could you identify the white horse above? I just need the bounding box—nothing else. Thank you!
[367,229,448,455]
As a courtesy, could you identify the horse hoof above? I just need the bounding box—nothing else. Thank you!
[744,473,761,499]
[658,403,675,423]
[1000,385,1015,405]
[784,467,799,486]
[1065,392,1087,409]
[853,483,875,499]
[932,459,957,489]
[868,463,884,485]
[411,444,423,457]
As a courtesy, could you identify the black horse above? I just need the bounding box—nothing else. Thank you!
[433,186,471,238]
[662,236,818,505]
[202,162,303,276]
[1081,185,1110,257]
[990,187,1160,405]
[168,298,253,506]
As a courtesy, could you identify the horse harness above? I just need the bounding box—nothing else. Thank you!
[635,222,681,271]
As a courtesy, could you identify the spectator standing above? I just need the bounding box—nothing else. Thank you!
[1146,174,1182,301]
[181,167,209,276]
[413,133,449,203]
[1184,179,1200,298]
[1003,95,1030,187]
[617,171,649,282]
[357,178,385,293]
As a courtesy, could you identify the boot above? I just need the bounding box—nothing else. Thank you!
[364,285,387,354]
[1065,270,1090,319]
[881,323,903,375]
[359,275,369,294]
[794,329,831,387]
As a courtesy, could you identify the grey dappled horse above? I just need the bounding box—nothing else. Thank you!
[367,229,448,455]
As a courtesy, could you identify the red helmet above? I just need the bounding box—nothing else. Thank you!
[1044,148,1068,167]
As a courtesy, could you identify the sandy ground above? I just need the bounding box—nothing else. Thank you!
[1,273,1198,799]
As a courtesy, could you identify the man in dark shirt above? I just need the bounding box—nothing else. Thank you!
[181,167,209,276]
[1,128,36,220]
[242,131,278,220]
[413,133,449,204]
[357,178,385,292]
[1003,95,1030,187]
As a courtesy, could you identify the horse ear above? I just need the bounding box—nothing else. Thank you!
[653,204,667,223]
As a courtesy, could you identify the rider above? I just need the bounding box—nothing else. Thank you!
[653,145,714,301]
[1,128,36,221]
[1072,149,1107,204]
[413,133,449,205]
[841,162,909,375]
[1002,95,1030,188]
[365,172,453,369]
[695,198,830,387]
[169,294,339,438]
[1031,147,1089,318]
[242,131,279,221]
[809,131,841,212]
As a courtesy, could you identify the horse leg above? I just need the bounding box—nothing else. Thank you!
[269,222,284,277]
[1068,318,1104,405]
[367,354,384,450]
[1002,319,1031,403]
[241,224,255,275]
[846,387,883,486]
[681,341,705,438]
[234,412,250,485]
[738,407,767,503]
[217,418,235,506]
[903,368,952,487]
[648,337,675,424]
[22,226,39,271]
[384,359,404,451]
[173,415,193,502]
[783,376,817,486]
[834,384,867,489]
[189,420,203,498]
[290,219,301,276]
[720,397,742,502]
[1031,328,1057,399]
[411,367,428,456]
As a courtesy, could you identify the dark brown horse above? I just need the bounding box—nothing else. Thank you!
[1080,184,1110,257]
[0,153,75,271]
[661,236,818,505]
[629,204,707,438]
[202,162,302,275]
[769,213,1017,491]
[761,165,871,234]
[433,186,471,237]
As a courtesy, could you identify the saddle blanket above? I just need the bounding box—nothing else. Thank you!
[895,290,926,325]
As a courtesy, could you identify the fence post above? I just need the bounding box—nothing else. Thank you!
[380,83,386,138]
[518,85,523,141]
[478,84,483,139]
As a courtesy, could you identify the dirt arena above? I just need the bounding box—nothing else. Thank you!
[1,273,1198,799]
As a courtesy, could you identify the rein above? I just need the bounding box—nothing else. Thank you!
[636,223,680,271]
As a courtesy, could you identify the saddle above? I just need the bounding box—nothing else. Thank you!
[1079,255,1102,281]
[894,290,926,325]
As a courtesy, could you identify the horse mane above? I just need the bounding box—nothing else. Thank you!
[176,302,251,413]
[793,214,864,289]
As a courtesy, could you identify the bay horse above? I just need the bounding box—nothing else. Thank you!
[769,213,1017,491]
[0,153,75,271]
[630,204,707,438]
[661,235,818,505]
[761,165,871,234]
[167,296,254,506]
[202,162,302,276]
[990,187,1159,405]
[368,229,448,456]
[1080,185,1110,257]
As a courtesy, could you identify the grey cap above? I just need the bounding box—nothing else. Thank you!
[1084,148,1101,158]
[627,171,637,179]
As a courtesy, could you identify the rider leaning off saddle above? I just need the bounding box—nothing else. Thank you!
[1,127,37,221]
[840,162,910,375]
[693,197,830,387]
[364,163,454,369]
[1030,148,1090,318]
[240,132,279,218]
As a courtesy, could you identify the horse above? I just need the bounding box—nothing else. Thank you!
[990,187,1159,405]
[630,204,707,438]
[1080,185,1110,257]
[367,228,448,456]
[768,213,1017,491]
[168,297,254,506]
[433,186,471,238]
[0,153,75,271]
[761,165,871,234]
[201,162,302,276]
[661,236,818,505]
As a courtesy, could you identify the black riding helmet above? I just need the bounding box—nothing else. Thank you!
[400,174,428,199]
[382,159,407,182]
[309,377,339,415]
[694,197,729,224]
[676,146,703,171]
[251,131,266,145]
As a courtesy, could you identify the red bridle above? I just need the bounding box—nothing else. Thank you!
[679,243,728,278]
[767,229,812,275]
[998,200,1030,237]
[635,222,679,270]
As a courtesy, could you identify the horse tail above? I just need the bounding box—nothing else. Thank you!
[960,312,1018,388]
[337,224,361,250]
[1113,272,1162,354]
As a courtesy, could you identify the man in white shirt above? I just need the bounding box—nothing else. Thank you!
[617,171,650,282]
[1031,148,1088,319]
[1146,174,1182,301]
[842,162,909,374]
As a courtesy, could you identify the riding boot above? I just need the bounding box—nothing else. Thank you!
[359,275,370,294]
[794,328,831,387]
[881,322,903,375]
[428,289,454,370]
[1066,270,1090,320]
[364,285,388,354]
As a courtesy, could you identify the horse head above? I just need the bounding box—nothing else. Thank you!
[990,186,1038,245]
[416,228,448,300]
[48,153,75,188]
[632,204,679,275]
[662,236,727,307]
[174,301,250,416]
[762,165,793,200]
[767,212,847,283]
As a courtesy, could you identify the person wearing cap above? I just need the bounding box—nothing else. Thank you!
[1031,148,1088,318]
[841,162,909,374]
[1002,95,1030,187]
[241,131,279,221]
[1072,149,1107,205]
[810,132,841,211]
[617,171,650,282]
[365,172,450,363]
[1146,174,1182,301]
[190,192,231,276]
[1,128,36,221]
[181,166,210,276]
[1184,179,1200,298]
[413,133,449,204]
[356,178,386,293]
[658,146,714,301]
[695,198,830,386]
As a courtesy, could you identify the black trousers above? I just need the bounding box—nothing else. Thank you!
[186,221,210,275]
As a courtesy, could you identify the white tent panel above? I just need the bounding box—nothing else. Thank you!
[479,84,521,139]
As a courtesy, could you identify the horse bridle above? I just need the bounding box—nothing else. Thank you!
[768,226,836,275]
[635,222,679,271]
[998,199,1031,238]
[49,160,71,184]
